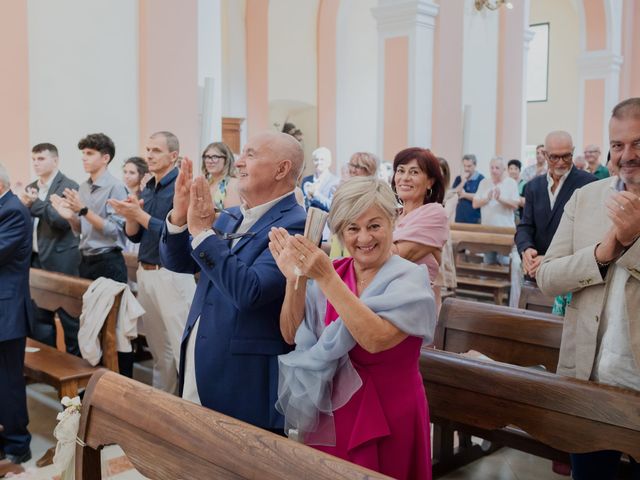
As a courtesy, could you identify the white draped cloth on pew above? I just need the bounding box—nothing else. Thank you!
[78,277,145,366]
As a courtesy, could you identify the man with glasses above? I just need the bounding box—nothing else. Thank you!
[108,131,196,394]
[538,98,640,480]
[160,131,306,433]
[516,131,596,280]
[584,144,610,180]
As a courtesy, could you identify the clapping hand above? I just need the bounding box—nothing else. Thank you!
[62,188,84,213]
[606,191,640,247]
[50,194,75,220]
[19,187,38,207]
[171,157,193,226]
[107,194,145,222]
[268,227,299,282]
[187,176,216,237]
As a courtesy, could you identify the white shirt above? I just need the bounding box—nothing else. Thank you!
[546,170,570,210]
[33,170,58,253]
[166,190,295,404]
[592,265,640,390]
[476,176,519,228]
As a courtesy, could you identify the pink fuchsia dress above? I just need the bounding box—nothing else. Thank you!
[278,255,435,479]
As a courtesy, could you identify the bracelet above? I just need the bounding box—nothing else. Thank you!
[593,243,613,268]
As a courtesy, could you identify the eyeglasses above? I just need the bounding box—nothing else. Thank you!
[211,226,255,241]
[348,163,366,171]
[584,150,600,155]
[203,154,226,161]
[545,152,573,163]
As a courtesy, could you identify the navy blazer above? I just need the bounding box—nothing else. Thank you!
[516,167,596,256]
[160,193,306,429]
[0,190,34,342]
[28,171,80,275]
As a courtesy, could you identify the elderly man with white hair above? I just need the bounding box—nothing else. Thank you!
[473,156,520,229]
[0,163,33,475]
[301,146,339,212]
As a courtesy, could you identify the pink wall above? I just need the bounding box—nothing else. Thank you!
[139,0,200,159]
[317,0,339,159]
[0,0,30,186]
[583,0,606,52]
[383,36,409,162]
[583,79,605,145]
[431,0,464,180]
[246,0,270,138]
[620,0,640,99]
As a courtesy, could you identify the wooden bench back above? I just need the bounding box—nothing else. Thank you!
[29,268,121,372]
[451,230,514,257]
[76,370,391,480]
[435,298,562,373]
[519,280,555,313]
[421,349,640,459]
[450,223,516,236]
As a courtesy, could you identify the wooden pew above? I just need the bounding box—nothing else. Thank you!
[431,298,564,475]
[450,230,514,305]
[519,280,555,313]
[450,222,516,236]
[26,268,121,399]
[76,370,391,480]
[422,349,640,477]
[434,298,562,372]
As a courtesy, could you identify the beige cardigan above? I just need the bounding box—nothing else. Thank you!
[537,177,640,381]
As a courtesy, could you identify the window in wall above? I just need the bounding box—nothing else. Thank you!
[527,23,550,103]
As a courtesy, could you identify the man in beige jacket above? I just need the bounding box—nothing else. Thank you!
[538,97,640,479]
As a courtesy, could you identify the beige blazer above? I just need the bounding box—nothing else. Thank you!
[537,177,640,380]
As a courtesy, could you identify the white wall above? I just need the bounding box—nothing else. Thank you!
[28,0,139,184]
[335,0,379,169]
[461,0,499,176]
[198,0,223,149]
[268,0,318,106]
[221,0,247,148]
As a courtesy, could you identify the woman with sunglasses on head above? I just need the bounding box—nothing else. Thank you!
[392,148,449,309]
[200,142,241,210]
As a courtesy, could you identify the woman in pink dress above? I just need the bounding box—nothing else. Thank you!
[269,177,436,479]
[391,148,449,309]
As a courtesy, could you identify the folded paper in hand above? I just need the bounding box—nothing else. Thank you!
[294,207,329,289]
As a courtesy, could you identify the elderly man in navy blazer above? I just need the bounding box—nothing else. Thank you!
[160,132,306,432]
[0,163,33,471]
[515,131,596,279]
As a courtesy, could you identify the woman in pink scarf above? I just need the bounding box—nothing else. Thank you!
[391,148,449,308]
[269,177,436,479]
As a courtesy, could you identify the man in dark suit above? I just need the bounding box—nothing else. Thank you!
[515,131,597,279]
[160,131,306,432]
[0,163,32,473]
[19,143,81,354]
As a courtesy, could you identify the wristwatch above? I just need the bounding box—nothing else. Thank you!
[78,207,89,217]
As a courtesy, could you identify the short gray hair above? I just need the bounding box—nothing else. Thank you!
[462,154,477,165]
[0,163,10,189]
[151,131,180,153]
[328,176,398,245]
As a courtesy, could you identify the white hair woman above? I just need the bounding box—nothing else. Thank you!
[268,176,436,480]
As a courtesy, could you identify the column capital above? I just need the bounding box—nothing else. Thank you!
[578,51,624,78]
[372,0,439,33]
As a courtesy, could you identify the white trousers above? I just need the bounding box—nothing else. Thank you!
[136,266,196,394]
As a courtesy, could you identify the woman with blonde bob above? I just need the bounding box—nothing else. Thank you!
[269,176,435,480]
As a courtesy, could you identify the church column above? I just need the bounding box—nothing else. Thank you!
[372,0,439,160]
[495,0,531,161]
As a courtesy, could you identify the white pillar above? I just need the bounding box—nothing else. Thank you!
[371,0,439,151]
[198,0,223,146]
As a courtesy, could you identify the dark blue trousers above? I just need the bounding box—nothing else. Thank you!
[571,451,640,480]
[0,337,31,456]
